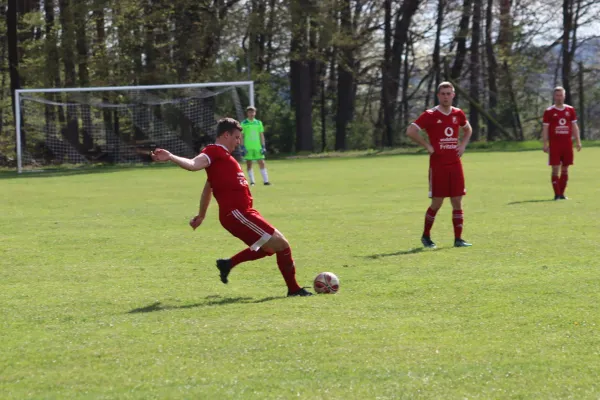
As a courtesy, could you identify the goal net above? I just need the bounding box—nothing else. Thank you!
[15,81,254,173]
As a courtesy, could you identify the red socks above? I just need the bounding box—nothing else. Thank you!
[452,209,464,240]
[230,247,301,293]
[231,248,269,268]
[552,175,560,197]
[423,207,438,237]
[559,174,568,196]
[276,248,301,292]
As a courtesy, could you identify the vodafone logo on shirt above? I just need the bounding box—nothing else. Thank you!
[444,127,454,137]
[559,118,567,126]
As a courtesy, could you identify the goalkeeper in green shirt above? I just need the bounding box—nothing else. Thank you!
[240,106,271,185]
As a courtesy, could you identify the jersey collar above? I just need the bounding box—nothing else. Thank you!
[214,143,230,153]
[434,105,453,116]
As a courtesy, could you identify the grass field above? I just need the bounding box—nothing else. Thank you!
[1,148,600,399]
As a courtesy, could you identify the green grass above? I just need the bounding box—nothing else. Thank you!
[1,148,600,399]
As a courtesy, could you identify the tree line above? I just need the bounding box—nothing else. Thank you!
[1,0,599,159]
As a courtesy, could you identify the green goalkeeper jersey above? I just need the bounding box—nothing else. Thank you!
[241,118,264,150]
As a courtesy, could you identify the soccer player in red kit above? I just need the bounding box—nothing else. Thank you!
[151,118,312,297]
[542,86,582,200]
[406,82,473,248]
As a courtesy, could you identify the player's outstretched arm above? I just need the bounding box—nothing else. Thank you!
[151,148,209,171]
[190,181,212,230]
[406,124,434,154]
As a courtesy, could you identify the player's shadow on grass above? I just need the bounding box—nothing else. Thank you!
[507,199,556,205]
[363,247,425,259]
[128,295,282,313]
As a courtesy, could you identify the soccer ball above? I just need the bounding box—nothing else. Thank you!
[313,272,340,294]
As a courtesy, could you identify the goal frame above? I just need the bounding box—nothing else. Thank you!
[15,80,255,173]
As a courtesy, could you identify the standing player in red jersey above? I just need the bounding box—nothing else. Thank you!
[406,82,473,248]
[542,86,582,200]
[151,118,312,297]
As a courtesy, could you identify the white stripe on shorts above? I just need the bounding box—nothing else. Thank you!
[232,209,272,251]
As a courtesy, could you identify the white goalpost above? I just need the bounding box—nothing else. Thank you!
[15,81,255,173]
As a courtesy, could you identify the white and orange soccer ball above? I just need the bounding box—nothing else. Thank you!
[313,272,340,294]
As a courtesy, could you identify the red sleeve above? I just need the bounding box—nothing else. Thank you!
[571,107,578,122]
[413,111,430,131]
[542,110,550,124]
[459,109,467,127]
[200,145,224,166]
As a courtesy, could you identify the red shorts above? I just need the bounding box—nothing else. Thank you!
[429,164,466,198]
[220,208,275,251]
[549,144,573,166]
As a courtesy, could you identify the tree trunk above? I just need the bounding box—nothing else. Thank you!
[42,0,60,156]
[468,0,481,140]
[428,0,445,106]
[290,0,313,152]
[562,0,574,105]
[74,2,94,152]
[249,0,267,74]
[264,0,277,72]
[0,6,6,137]
[7,0,23,147]
[578,62,585,139]
[380,0,420,147]
[450,0,472,94]
[496,0,515,135]
[401,37,411,129]
[93,1,113,153]
[378,0,392,147]
[335,0,355,151]
[59,0,81,151]
[485,0,498,140]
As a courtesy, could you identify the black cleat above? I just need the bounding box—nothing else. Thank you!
[421,235,437,249]
[250,182,255,186]
[554,195,560,201]
[216,259,232,284]
[558,195,568,200]
[454,238,472,247]
[287,287,313,297]
[264,182,272,186]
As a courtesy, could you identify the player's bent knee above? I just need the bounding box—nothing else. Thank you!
[263,230,289,252]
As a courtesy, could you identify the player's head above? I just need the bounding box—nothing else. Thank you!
[246,106,256,119]
[553,86,566,105]
[216,117,243,151]
[437,82,455,107]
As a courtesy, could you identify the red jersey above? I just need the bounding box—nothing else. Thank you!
[543,105,577,145]
[201,144,253,213]
[413,106,467,167]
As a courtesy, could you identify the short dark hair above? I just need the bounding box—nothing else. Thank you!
[216,118,242,137]
[246,106,256,112]
[437,81,455,93]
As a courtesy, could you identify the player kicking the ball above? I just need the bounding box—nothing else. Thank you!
[151,118,312,297]
[542,86,582,200]
[406,82,473,248]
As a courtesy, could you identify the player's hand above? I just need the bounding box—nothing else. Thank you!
[576,142,582,151]
[189,214,205,230]
[426,144,435,155]
[457,144,467,157]
[151,148,172,162]
[543,143,549,153]
[261,146,266,155]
